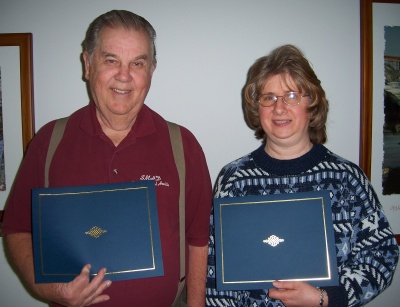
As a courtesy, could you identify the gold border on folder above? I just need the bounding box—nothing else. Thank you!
[218,196,333,285]
[37,186,157,277]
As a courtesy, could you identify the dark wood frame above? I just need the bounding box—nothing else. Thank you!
[360,0,400,245]
[359,0,373,180]
[0,33,35,152]
[0,33,35,229]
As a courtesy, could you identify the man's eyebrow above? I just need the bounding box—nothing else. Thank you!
[100,51,117,58]
[100,51,149,61]
[133,54,149,61]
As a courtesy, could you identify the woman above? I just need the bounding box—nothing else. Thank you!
[206,44,399,307]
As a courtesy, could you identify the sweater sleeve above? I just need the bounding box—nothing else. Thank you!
[333,168,399,307]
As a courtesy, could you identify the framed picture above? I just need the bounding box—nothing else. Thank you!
[0,33,35,231]
[360,0,400,243]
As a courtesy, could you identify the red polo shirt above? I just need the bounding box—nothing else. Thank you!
[3,102,212,306]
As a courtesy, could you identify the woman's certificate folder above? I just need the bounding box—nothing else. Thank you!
[213,190,338,290]
[32,180,163,283]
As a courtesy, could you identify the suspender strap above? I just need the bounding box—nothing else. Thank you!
[44,117,68,188]
[167,121,186,281]
[167,121,188,306]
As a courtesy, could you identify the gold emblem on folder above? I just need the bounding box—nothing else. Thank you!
[263,235,284,247]
[85,226,107,238]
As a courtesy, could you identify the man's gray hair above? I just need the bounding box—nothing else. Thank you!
[82,10,157,65]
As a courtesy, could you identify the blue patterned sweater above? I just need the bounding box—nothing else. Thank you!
[206,144,399,307]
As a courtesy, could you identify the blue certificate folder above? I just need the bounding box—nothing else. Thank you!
[214,190,338,290]
[32,180,164,283]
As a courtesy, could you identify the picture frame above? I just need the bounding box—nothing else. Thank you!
[360,0,400,244]
[0,33,35,152]
[359,0,374,180]
[0,33,35,230]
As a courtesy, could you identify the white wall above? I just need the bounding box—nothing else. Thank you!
[0,0,397,306]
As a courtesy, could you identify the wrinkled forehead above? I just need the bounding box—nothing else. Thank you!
[99,26,150,45]
[92,28,146,56]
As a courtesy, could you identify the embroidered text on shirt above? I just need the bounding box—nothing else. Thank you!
[140,175,170,187]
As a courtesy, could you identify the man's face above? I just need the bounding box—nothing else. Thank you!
[83,27,156,124]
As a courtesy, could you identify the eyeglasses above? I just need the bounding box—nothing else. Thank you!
[257,92,310,107]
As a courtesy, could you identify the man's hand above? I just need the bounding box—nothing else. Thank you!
[4,233,112,306]
[51,264,111,307]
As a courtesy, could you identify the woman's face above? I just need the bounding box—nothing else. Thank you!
[258,74,311,153]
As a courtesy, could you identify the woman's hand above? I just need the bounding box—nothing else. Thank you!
[268,281,327,307]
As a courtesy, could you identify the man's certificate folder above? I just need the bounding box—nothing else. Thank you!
[32,180,164,283]
[213,190,338,290]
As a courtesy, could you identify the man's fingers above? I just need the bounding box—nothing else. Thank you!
[82,264,92,276]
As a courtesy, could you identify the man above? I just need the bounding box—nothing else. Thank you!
[2,10,211,306]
